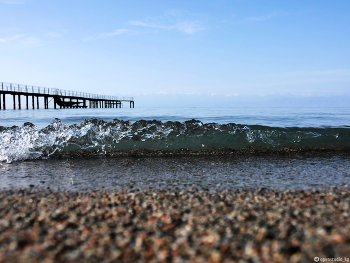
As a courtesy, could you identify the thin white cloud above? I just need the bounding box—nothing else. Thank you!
[84,11,205,41]
[128,20,204,34]
[48,32,62,38]
[175,21,204,34]
[220,13,274,26]
[128,11,205,34]
[83,29,136,41]
[0,34,43,48]
[0,34,25,43]
[47,29,68,38]
[245,11,289,23]
[19,36,42,48]
[246,15,272,22]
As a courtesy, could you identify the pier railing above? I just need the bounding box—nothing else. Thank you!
[1,82,133,101]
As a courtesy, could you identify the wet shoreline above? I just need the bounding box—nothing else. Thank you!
[49,147,350,159]
[1,153,350,192]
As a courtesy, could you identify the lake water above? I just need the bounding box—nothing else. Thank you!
[1,107,349,128]
[0,106,349,191]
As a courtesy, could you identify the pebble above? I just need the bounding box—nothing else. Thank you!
[0,188,349,262]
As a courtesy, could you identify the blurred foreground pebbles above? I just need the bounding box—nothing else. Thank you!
[0,188,349,263]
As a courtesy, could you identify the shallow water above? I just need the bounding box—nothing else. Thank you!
[1,118,350,163]
[1,107,349,162]
[1,107,349,191]
[1,155,349,191]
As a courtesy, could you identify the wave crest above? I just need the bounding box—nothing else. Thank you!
[1,118,349,162]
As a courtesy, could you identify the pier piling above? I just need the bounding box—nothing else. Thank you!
[18,95,21,110]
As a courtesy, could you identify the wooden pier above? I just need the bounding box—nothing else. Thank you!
[0,82,134,110]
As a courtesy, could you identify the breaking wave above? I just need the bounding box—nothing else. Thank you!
[1,118,350,162]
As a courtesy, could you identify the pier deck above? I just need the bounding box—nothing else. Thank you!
[0,82,134,110]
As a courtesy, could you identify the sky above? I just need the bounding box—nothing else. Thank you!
[1,0,350,107]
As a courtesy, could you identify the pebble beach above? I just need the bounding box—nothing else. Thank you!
[0,187,349,263]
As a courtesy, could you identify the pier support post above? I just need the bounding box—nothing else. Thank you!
[13,95,16,110]
[46,96,49,109]
[130,101,134,108]
[32,96,35,109]
[26,95,29,109]
[36,96,39,109]
[18,95,21,109]
[2,94,5,110]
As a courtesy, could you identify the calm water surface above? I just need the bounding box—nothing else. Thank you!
[1,107,349,128]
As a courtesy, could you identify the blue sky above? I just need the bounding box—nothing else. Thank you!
[1,0,350,106]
